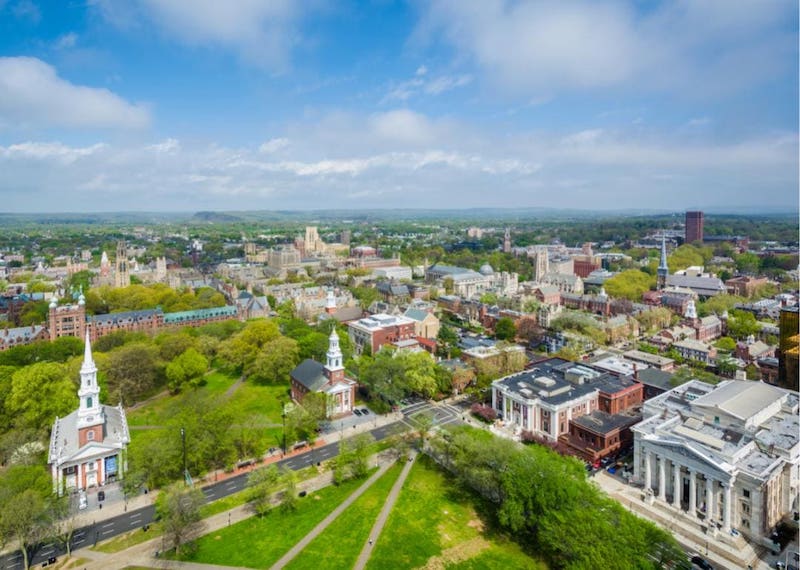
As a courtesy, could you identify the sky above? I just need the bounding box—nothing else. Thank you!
[0,0,797,213]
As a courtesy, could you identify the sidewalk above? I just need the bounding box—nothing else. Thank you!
[75,453,397,570]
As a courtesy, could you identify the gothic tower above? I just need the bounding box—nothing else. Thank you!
[114,241,130,288]
[657,234,669,290]
[503,228,511,253]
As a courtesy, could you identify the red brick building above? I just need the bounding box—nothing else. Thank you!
[347,313,416,355]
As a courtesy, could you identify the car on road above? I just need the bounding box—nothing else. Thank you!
[361,408,369,415]
[354,409,362,416]
[691,555,713,570]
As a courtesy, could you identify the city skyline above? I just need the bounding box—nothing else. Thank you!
[0,1,798,212]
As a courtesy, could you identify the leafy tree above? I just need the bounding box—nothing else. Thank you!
[668,244,707,273]
[218,320,280,371]
[166,348,209,392]
[400,351,438,398]
[246,337,300,384]
[635,307,672,333]
[8,363,75,431]
[246,465,281,517]
[436,324,459,358]
[157,482,206,557]
[698,294,744,317]
[157,332,197,361]
[333,433,374,484]
[279,469,299,513]
[726,310,761,340]
[480,292,498,305]
[494,317,517,341]
[714,337,736,352]
[0,490,50,570]
[103,342,160,404]
[603,269,655,301]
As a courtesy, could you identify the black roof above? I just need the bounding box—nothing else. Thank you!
[290,359,327,391]
[572,410,641,435]
[636,368,674,391]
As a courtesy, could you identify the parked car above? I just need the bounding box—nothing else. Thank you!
[354,409,362,416]
[361,408,369,415]
[691,555,713,570]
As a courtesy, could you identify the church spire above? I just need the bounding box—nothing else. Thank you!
[77,330,102,428]
[325,328,343,372]
[657,234,669,290]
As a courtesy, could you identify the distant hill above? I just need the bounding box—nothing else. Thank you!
[192,211,243,222]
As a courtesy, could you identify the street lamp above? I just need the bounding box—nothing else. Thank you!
[181,427,187,485]
[281,404,287,456]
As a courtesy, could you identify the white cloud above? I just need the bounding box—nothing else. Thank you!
[258,137,289,153]
[416,0,795,97]
[383,67,473,102]
[53,32,79,50]
[97,0,300,70]
[0,110,796,211]
[0,57,150,130]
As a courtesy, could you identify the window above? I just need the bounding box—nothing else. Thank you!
[87,430,95,441]
[86,397,92,408]
[743,489,750,498]
[714,416,720,424]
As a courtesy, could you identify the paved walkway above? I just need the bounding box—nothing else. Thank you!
[268,461,394,570]
[353,450,417,570]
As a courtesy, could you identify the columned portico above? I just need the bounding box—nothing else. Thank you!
[688,468,697,517]
[722,481,733,533]
[657,456,666,500]
[705,477,714,522]
[644,450,653,491]
[672,461,681,508]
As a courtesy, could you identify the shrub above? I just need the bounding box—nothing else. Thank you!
[470,403,497,423]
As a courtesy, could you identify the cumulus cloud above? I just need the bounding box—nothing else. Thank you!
[1,110,795,212]
[0,57,150,130]
[415,0,796,97]
[95,0,300,70]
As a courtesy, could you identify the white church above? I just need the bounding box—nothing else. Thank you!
[48,332,130,495]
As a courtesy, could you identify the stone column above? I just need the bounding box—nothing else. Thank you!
[492,388,497,411]
[633,440,641,481]
[672,461,681,508]
[644,450,653,491]
[706,477,714,523]
[722,482,733,533]
[658,455,666,500]
[688,468,697,517]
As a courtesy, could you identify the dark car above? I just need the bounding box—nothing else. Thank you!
[691,555,713,570]
[354,409,362,416]
[361,408,369,415]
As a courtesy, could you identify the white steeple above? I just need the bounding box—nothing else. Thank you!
[325,328,344,372]
[684,299,698,320]
[598,286,608,300]
[325,288,336,314]
[77,331,103,429]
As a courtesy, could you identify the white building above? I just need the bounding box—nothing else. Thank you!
[48,332,130,495]
[631,380,799,541]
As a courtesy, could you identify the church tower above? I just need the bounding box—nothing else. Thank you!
[115,241,130,288]
[657,234,669,290]
[325,288,337,315]
[77,331,104,443]
[323,328,345,383]
[503,228,511,253]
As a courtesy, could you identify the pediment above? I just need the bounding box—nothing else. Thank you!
[61,442,122,464]
[652,439,732,481]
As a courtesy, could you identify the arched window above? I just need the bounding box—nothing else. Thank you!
[86,397,92,408]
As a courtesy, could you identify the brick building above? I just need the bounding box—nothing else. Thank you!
[347,313,416,355]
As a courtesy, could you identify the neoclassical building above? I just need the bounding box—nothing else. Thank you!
[632,380,799,541]
[48,332,130,495]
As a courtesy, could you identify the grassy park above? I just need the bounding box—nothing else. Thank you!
[177,468,378,568]
[286,463,404,570]
[366,456,546,570]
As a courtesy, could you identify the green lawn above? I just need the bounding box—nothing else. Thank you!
[178,470,376,568]
[286,463,403,570]
[366,456,547,570]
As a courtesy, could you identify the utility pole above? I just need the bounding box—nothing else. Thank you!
[281,404,287,456]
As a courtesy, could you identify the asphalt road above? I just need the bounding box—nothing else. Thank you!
[0,419,424,570]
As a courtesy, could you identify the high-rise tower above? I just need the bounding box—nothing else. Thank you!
[685,211,704,244]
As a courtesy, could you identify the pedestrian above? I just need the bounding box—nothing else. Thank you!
[369,539,373,545]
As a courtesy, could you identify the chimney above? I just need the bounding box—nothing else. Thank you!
[633,363,639,381]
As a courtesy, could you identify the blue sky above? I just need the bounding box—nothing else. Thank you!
[0,0,797,212]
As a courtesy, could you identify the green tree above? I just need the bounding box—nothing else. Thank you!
[603,269,656,301]
[165,348,209,392]
[156,482,206,557]
[8,363,75,431]
[714,337,736,352]
[436,324,459,358]
[246,465,281,517]
[726,310,761,340]
[0,490,50,570]
[246,337,300,384]
[494,317,517,341]
[103,342,160,404]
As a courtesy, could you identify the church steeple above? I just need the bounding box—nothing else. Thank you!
[77,331,103,429]
[325,288,337,315]
[657,234,669,290]
[324,328,345,383]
